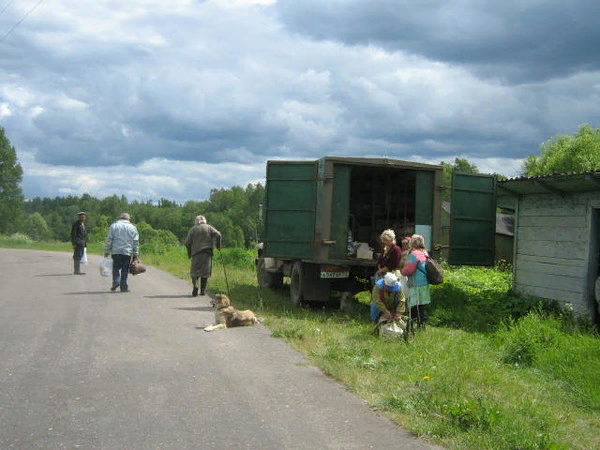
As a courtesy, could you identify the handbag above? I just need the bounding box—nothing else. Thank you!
[417,256,444,285]
[129,258,146,275]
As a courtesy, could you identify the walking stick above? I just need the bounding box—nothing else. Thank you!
[218,249,231,297]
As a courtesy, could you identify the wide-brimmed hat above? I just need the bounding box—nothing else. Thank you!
[77,211,86,216]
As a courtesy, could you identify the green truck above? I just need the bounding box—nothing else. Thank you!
[257,156,496,305]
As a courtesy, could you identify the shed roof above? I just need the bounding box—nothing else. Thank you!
[497,171,600,196]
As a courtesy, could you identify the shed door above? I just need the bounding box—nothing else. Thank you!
[264,161,317,259]
[449,173,496,265]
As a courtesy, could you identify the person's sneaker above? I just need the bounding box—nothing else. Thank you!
[192,287,198,297]
[120,286,129,292]
[110,285,118,291]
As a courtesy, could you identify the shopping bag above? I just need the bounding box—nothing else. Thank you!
[80,248,88,264]
[379,319,406,340]
[99,257,112,277]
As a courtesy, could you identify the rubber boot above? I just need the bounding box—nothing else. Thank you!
[200,278,207,296]
[74,260,82,275]
[191,277,199,297]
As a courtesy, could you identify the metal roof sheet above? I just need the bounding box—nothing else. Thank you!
[497,171,600,196]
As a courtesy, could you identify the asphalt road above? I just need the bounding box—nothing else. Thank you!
[0,249,440,450]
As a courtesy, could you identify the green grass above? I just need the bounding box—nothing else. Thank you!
[4,237,600,450]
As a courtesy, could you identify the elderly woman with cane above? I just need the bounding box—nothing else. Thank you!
[184,215,222,297]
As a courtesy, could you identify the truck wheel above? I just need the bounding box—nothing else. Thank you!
[290,262,304,306]
[257,257,282,288]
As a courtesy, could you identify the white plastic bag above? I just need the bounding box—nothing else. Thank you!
[80,248,88,264]
[99,257,112,277]
[379,319,406,340]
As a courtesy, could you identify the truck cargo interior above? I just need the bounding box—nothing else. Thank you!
[348,166,416,253]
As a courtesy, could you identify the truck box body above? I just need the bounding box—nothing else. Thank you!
[263,157,443,268]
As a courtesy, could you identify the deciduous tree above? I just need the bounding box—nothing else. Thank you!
[0,127,24,234]
[523,124,600,176]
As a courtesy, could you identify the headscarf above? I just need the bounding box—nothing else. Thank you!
[375,272,402,292]
[195,215,207,225]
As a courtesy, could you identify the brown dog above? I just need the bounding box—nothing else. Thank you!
[204,294,259,332]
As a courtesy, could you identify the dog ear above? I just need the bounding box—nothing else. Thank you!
[220,295,231,307]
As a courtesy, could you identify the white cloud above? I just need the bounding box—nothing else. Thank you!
[0,103,11,119]
[1,0,599,203]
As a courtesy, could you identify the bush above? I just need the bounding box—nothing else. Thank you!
[6,233,33,243]
[153,229,179,247]
[216,247,257,270]
[495,312,561,367]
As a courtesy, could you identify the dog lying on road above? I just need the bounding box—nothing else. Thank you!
[204,294,259,332]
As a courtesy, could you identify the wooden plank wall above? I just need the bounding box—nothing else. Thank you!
[514,191,599,315]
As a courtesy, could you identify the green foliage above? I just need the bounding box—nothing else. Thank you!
[523,124,600,176]
[153,229,179,247]
[496,312,562,367]
[136,220,158,245]
[441,157,479,186]
[20,183,265,248]
[428,263,561,332]
[214,247,257,270]
[0,127,24,234]
[24,212,52,241]
[1,232,33,244]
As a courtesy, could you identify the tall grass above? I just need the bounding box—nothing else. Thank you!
[3,240,599,449]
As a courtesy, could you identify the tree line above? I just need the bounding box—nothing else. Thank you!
[18,185,265,249]
[2,124,600,247]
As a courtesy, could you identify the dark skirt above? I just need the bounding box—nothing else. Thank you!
[190,250,213,278]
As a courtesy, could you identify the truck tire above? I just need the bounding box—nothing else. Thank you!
[257,257,282,288]
[290,261,304,306]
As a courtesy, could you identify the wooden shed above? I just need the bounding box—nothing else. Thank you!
[497,172,600,321]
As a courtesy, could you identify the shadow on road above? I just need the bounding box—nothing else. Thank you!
[36,273,74,277]
[64,291,114,295]
[173,306,214,312]
[145,295,192,299]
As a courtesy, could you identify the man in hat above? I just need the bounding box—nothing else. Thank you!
[70,212,87,275]
[183,215,222,297]
[104,213,139,292]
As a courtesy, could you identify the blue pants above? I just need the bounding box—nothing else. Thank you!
[371,303,381,322]
[112,254,131,290]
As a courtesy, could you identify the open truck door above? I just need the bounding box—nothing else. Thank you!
[263,160,318,260]
[449,173,496,266]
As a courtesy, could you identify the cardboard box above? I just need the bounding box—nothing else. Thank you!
[356,243,373,260]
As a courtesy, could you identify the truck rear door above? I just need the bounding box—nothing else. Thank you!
[263,161,318,259]
[449,173,496,265]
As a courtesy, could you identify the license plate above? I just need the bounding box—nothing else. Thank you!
[320,265,349,279]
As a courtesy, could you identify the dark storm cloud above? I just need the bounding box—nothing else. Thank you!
[275,0,600,83]
[2,0,600,203]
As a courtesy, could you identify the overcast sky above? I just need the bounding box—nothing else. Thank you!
[1,0,599,203]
